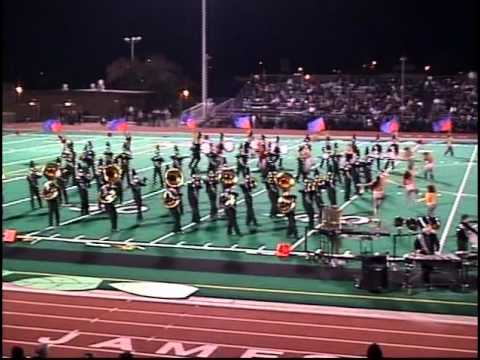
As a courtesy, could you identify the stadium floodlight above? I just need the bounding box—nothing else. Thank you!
[15,86,23,95]
[304,74,311,80]
[297,67,304,73]
[424,65,431,72]
[371,60,377,65]
[182,89,190,98]
[124,36,143,62]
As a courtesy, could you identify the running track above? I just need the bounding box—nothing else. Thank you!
[3,285,477,358]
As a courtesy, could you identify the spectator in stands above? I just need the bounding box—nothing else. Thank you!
[366,342,383,359]
[119,351,134,359]
[31,344,48,359]
[10,346,26,360]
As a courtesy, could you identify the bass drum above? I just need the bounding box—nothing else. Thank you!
[224,141,235,153]
[201,142,211,154]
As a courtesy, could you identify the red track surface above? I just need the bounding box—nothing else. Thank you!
[3,288,477,358]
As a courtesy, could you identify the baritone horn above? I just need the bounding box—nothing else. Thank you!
[98,164,121,204]
[220,167,237,187]
[165,168,184,188]
[275,172,296,192]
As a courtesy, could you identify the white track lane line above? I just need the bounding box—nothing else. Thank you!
[439,145,478,252]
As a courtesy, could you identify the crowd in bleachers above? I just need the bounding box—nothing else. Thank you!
[230,72,477,132]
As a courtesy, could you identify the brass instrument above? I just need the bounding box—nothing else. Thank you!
[277,192,296,214]
[165,168,184,188]
[220,167,237,188]
[42,181,59,200]
[42,162,60,180]
[163,189,180,208]
[98,164,121,204]
[224,193,236,207]
[275,172,295,192]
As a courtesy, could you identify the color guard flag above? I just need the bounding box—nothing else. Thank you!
[107,118,128,132]
[380,116,400,134]
[307,117,326,134]
[42,119,63,133]
[432,116,453,132]
[234,115,252,129]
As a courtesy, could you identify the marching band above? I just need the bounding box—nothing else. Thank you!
[22,131,465,248]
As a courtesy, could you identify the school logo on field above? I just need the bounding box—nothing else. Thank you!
[68,203,149,214]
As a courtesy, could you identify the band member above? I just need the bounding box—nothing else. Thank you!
[444,133,454,156]
[236,144,250,178]
[43,180,60,227]
[280,192,299,239]
[300,179,316,229]
[391,135,400,157]
[221,187,242,236]
[363,153,373,186]
[207,149,221,173]
[188,132,202,174]
[296,145,310,181]
[130,169,147,221]
[424,184,438,217]
[187,174,202,223]
[164,187,182,233]
[104,142,114,163]
[402,147,415,169]
[273,136,284,169]
[351,161,362,195]
[456,214,477,251]
[99,182,118,232]
[113,159,124,204]
[75,164,91,215]
[151,145,165,187]
[240,174,259,227]
[171,145,188,170]
[204,170,219,219]
[265,170,279,218]
[81,141,96,175]
[325,172,337,206]
[313,170,325,223]
[403,169,418,206]
[55,158,70,205]
[303,134,312,150]
[370,172,388,216]
[342,163,353,202]
[26,161,43,210]
[257,135,269,178]
[423,152,435,181]
[63,147,77,186]
[123,135,132,153]
[414,225,440,289]
[95,158,105,191]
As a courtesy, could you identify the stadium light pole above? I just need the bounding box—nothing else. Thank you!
[124,36,142,62]
[400,56,407,121]
[201,0,208,122]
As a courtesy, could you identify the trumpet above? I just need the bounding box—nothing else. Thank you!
[165,168,184,188]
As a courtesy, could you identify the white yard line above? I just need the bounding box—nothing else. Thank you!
[439,145,478,252]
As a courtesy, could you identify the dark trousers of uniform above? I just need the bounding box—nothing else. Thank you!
[133,194,143,221]
[207,191,218,218]
[57,181,69,204]
[444,146,454,156]
[29,186,42,209]
[169,206,182,232]
[267,190,279,217]
[47,199,60,227]
[105,202,118,231]
[457,236,468,252]
[384,160,395,170]
[286,211,299,238]
[344,177,352,201]
[421,264,434,286]
[315,195,324,224]
[237,165,249,178]
[352,173,361,195]
[304,202,315,229]
[121,165,130,186]
[85,161,95,176]
[226,207,241,235]
[189,155,201,172]
[245,197,258,226]
[79,188,89,215]
[376,158,381,171]
[296,161,307,181]
[153,167,164,187]
[327,187,337,206]
[116,183,124,203]
[95,176,103,191]
[189,198,201,223]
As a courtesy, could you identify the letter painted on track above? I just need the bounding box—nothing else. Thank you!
[155,342,218,357]
[38,330,80,345]
[241,349,285,358]
[90,337,133,352]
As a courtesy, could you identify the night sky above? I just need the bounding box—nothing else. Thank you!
[3,0,477,96]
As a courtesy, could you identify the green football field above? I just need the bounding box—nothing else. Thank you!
[2,131,478,315]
